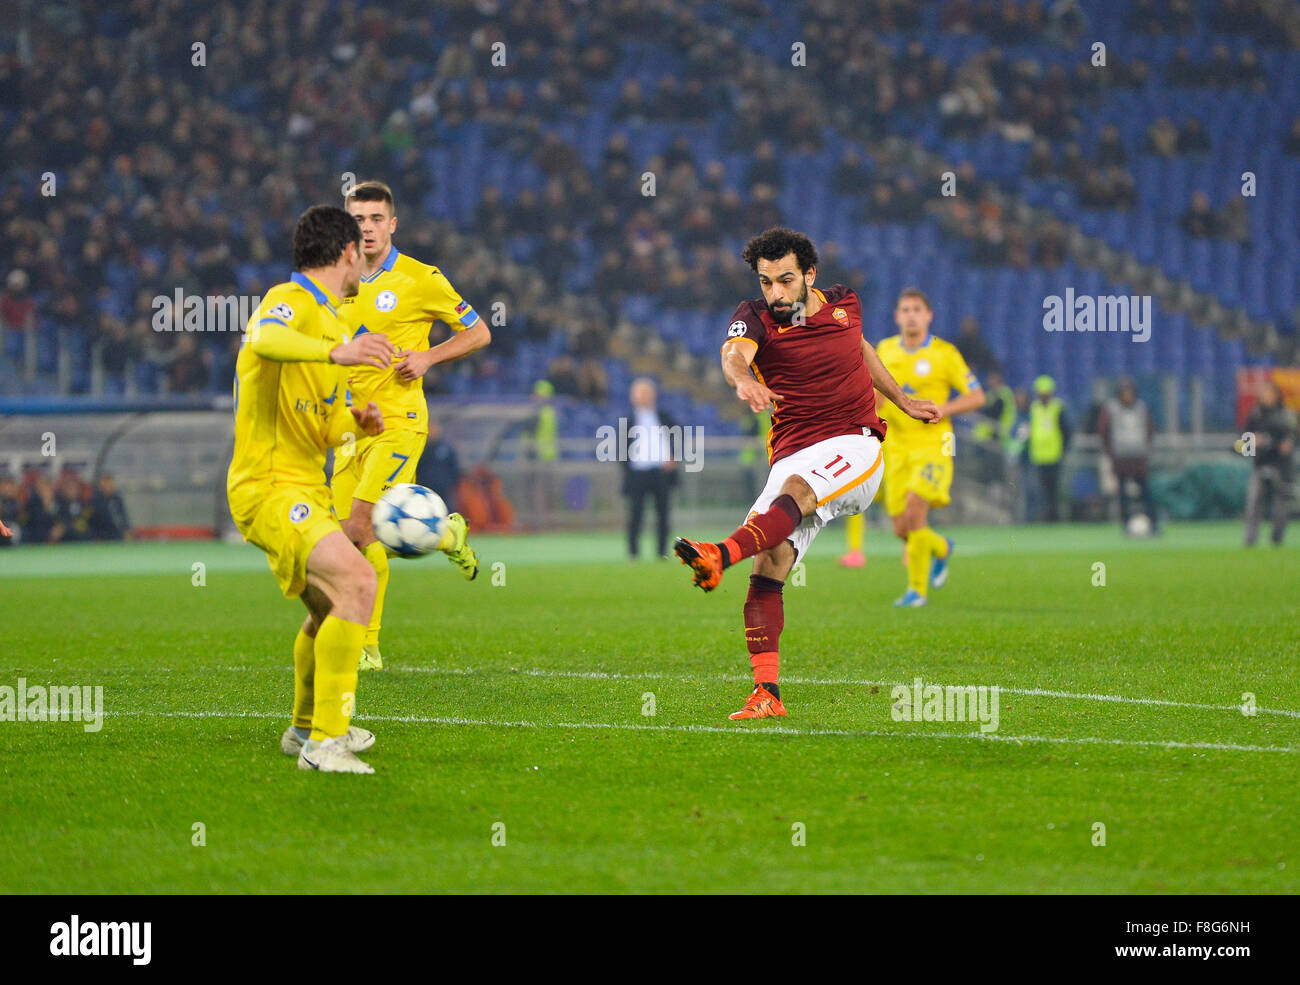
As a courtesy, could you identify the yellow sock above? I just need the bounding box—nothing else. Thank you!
[906,529,932,596]
[845,512,864,552]
[310,615,365,740]
[923,527,949,559]
[292,627,315,731]
[361,540,389,648]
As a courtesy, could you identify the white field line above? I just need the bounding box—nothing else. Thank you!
[103,708,1297,754]
[401,667,1300,720]
[50,664,1300,720]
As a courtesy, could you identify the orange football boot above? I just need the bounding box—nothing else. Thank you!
[674,537,724,591]
[728,684,787,720]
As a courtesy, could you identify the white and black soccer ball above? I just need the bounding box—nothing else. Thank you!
[1126,513,1152,538]
[373,483,448,557]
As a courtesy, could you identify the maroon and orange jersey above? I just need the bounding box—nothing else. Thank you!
[723,284,886,465]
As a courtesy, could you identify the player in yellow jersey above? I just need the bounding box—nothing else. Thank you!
[334,181,491,671]
[875,288,985,607]
[228,205,397,772]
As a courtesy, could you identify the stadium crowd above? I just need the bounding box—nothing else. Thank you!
[0,467,130,546]
[4,0,1296,403]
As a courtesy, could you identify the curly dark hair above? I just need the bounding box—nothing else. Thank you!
[292,205,361,271]
[741,227,819,274]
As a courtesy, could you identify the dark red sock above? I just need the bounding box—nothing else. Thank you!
[743,574,784,686]
[718,494,802,568]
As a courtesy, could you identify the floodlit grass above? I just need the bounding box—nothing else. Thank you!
[1,522,1296,893]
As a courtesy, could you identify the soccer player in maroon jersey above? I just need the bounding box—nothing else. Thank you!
[674,228,940,720]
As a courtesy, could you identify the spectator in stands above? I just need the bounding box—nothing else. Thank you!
[1,269,35,367]
[21,476,64,544]
[546,356,580,399]
[1026,139,1056,178]
[1167,47,1200,87]
[166,334,209,394]
[1115,57,1151,90]
[832,148,872,195]
[619,377,679,561]
[1095,125,1127,167]
[891,175,926,221]
[969,216,1009,266]
[1035,220,1069,268]
[576,358,609,404]
[745,140,783,191]
[1108,167,1138,210]
[55,468,91,541]
[1206,44,1237,86]
[1241,380,1296,547]
[1077,167,1115,208]
[1219,197,1252,247]
[1177,117,1212,153]
[1180,191,1222,238]
[956,316,998,380]
[1285,118,1300,156]
[1237,48,1266,89]
[1099,377,1160,535]
[88,472,130,541]
[414,421,462,514]
[0,475,18,546]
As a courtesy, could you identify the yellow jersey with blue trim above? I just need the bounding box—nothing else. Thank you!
[227,272,356,515]
[876,333,980,450]
[338,247,480,434]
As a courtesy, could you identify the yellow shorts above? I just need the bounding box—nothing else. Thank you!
[331,427,426,520]
[234,485,342,599]
[884,444,953,516]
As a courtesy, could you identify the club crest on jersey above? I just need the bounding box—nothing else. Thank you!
[375,290,398,312]
[832,307,847,321]
[914,358,932,376]
[289,503,311,523]
[727,320,747,338]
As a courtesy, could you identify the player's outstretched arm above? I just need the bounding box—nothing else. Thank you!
[860,337,940,422]
[937,388,986,422]
[250,319,393,368]
[722,339,780,412]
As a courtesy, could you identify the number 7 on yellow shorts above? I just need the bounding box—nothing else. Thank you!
[331,428,427,522]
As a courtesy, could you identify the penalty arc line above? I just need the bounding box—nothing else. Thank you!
[102,709,1298,754]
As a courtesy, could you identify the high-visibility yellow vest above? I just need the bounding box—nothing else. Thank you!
[739,409,771,466]
[534,404,558,462]
[1029,398,1064,464]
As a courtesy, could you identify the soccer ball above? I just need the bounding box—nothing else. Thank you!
[372,483,448,557]
[1126,513,1152,538]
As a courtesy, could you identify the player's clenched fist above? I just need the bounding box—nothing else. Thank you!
[904,397,942,423]
[350,400,384,436]
[331,333,396,369]
[735,377,781,413]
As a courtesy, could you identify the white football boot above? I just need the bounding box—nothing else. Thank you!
[297,734,375,773]
[282,725,376,757]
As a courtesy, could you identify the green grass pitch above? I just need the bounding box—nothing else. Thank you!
[1,522,1296,893]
